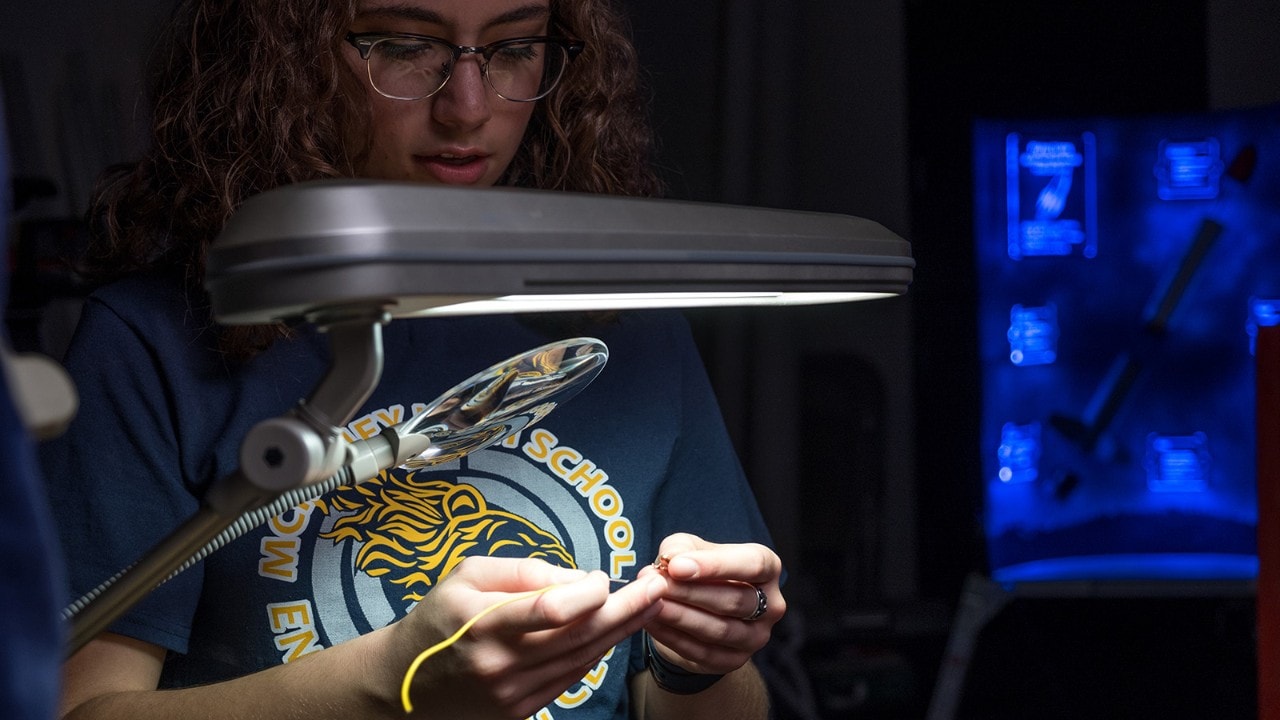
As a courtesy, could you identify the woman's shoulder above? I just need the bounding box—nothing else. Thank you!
[84,270,207,325]
[74,270,217,356]
[88,269,191,309]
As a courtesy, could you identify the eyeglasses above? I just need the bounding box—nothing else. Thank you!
[346,32,585,103]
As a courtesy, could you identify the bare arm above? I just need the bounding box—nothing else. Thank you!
[60,557,666,720]
[61,629,392,720]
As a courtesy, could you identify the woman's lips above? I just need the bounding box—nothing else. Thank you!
[416,153,490,185]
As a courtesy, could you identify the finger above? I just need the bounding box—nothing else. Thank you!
[661,542,782,586]
[517,574,666,664]
[470,578,665,711]
[485,571,613,635]
[453,555,590,592]
[452,579,667,714]
[660,578,773,622]
[650,588,771,648]
[646,582,780,666]
[645,621,757,675]
[495,570,665,637]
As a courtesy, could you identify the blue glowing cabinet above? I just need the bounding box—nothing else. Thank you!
[973,104,1280,583]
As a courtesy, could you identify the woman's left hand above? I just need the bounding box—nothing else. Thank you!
[640,532,785,675]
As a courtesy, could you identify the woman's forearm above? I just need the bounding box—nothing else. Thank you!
[64,628,398,720]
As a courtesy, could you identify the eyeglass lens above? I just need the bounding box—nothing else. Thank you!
[368,38,569,101]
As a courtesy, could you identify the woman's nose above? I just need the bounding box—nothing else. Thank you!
[431,55,493,130]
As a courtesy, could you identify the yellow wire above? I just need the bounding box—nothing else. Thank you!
[400,585,557,714]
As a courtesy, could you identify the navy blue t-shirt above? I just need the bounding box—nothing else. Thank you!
[42,273,771,720]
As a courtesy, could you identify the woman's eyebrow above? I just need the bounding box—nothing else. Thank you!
[356,3,445,25]
[355,3,550,31]
[483,4,551,30]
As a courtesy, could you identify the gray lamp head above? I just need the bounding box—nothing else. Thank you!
[206,180,913,324]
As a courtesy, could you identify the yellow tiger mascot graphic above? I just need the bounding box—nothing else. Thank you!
[319,470,576,603]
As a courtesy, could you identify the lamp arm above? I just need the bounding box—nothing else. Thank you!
[63,425,430,657]
[219,308,389,512]
[65,310,390,657]
[296,308,390,433]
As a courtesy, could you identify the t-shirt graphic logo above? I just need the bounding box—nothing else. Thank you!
[320,470,577,601]
[262,422,638,717]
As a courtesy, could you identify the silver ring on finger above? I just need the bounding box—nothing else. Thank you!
[742,585,768,622]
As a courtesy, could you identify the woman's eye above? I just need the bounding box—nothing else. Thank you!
[493,43,540,63]
[379,40,442,62]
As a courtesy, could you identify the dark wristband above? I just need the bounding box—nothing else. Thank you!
[643,632,725,695]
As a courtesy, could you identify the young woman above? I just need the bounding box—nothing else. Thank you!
[43,0,785,718]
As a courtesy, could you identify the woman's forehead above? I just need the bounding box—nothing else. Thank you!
[353,0,552,28]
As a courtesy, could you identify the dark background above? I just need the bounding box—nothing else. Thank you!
[4,1,1280,717]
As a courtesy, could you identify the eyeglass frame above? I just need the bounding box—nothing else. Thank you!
[345,32,586,103]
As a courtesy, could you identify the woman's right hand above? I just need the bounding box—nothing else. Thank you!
[382,556,667,719]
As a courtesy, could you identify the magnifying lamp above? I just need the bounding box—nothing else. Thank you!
[65,179,914,655]
[64,335,608,653]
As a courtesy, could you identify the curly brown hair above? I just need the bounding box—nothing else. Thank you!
[86,0,662,356]
[510,0,662,195]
